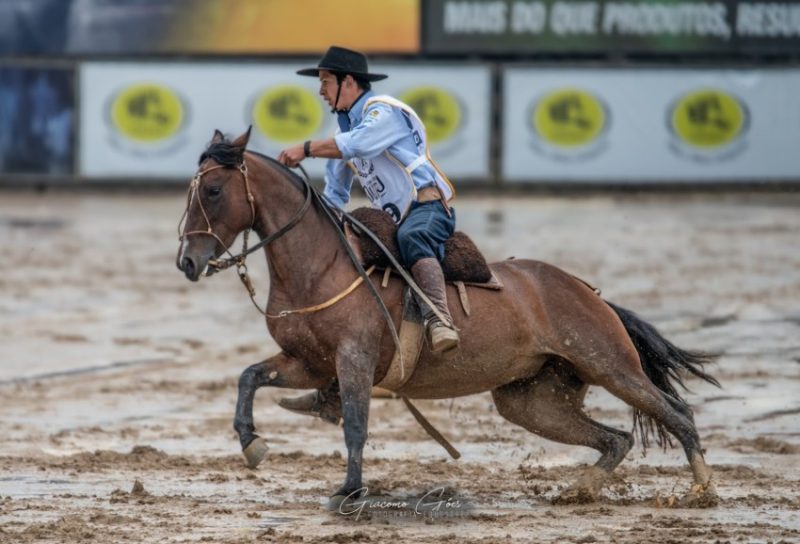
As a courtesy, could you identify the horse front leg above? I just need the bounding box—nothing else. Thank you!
[234,351,329,468]
[328,338,378,510]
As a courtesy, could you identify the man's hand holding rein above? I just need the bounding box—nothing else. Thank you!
[278,139,343,167]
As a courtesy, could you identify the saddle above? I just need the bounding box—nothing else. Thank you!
[347,207,493,284]
[346,207,501,394]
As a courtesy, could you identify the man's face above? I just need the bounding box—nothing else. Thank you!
[318,70,340,109]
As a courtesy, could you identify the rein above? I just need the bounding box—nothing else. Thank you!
[340,211,453,327]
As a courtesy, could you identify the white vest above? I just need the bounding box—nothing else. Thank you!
[348,95,454,223]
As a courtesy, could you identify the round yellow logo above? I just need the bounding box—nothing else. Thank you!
[399,87,461,144]
[532,89,607,149]
[110,83,185,143]
[670,89,746,149]
[252,85,322,143]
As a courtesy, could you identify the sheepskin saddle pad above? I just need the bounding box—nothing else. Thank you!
[347,207,493,284]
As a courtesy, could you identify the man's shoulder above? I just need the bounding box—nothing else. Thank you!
[360,97,403,125]
[363,94,406,112]
[364,96,420,126]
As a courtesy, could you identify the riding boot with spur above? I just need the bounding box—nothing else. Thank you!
[411,257,460,353]
[277,380,341,425]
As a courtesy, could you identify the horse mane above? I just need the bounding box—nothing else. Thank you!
[197,137,302,181]
[198,137,306,184]
[198,139,243,167]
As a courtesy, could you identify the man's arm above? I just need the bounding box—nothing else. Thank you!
[277,103,404,166]
[277,138,341,167]
[334,103,405,160]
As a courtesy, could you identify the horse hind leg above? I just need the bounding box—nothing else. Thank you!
[576,349,718,507]
[601,300,719,506]
[492,358,634,505]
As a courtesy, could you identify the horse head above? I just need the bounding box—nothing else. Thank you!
[177,128,255,281]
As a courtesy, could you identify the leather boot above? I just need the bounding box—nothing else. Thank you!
[411,257,460,353]
[277,380,341,425]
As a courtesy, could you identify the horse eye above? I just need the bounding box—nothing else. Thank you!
[207,186,222,198]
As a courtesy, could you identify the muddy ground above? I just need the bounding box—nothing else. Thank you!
[1,190,799,543]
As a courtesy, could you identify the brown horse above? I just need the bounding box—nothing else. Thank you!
[176,129,720,508]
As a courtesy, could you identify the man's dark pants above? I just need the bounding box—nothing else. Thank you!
[397,200,455,268]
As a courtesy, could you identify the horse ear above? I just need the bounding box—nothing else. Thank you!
[211,129,224,144]
[231,126,252,149]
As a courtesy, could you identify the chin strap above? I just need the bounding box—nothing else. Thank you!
[331,73,344,113]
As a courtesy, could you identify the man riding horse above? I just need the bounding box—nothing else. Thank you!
[276,46,459,421]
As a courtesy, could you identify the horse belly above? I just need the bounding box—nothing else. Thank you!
[396,351,550,399]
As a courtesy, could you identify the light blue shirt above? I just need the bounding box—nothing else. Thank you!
[323,90,443,209]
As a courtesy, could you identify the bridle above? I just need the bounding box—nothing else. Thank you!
[177,156,311,311]
[178,162,253,268]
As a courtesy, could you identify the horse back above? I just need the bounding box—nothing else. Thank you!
[391,258,610,398]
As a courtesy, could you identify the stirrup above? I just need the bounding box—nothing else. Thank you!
[427,319,460,353]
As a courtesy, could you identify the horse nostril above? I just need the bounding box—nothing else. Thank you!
[181,256,196,277]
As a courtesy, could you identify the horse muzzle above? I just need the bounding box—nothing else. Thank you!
[178,255,204,281]
[178,249,215,281]
[177,237,217,281]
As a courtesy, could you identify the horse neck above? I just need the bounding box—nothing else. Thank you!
[248,158,346,303]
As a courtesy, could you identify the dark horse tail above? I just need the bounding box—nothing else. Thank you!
[606,301,720,451]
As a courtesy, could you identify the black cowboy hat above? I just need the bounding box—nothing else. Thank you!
[297,45,387,82]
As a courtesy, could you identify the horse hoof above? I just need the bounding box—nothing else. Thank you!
[552,486,596,505]
[242,437,268,469]
[679,482,719,509]
[327,494,352,512]
[327,488,365,513]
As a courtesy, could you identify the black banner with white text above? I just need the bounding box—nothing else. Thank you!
[424,0,800,55]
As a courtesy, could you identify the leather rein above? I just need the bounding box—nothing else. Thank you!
[177,155,401,354]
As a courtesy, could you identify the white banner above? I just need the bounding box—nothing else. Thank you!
[502,68,800,182]
[80,62,489,181]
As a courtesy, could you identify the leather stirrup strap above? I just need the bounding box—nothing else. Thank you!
[454,281,470,316]
[402,397,461,460]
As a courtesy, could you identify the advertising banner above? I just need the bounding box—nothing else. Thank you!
[80,63,335,179]
[424,0,800,55]
[502,68,800,182]
[80,62,489,181]
[0,66,74,176]
[2,0,418,56]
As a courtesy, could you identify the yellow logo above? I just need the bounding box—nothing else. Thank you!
[670,89,746,149]
[399,87,461,144]
[252,85,323,143]
[531,89,607,149]
[110,83,185,143]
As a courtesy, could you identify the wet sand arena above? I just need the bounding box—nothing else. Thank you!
[1,191,799,543]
